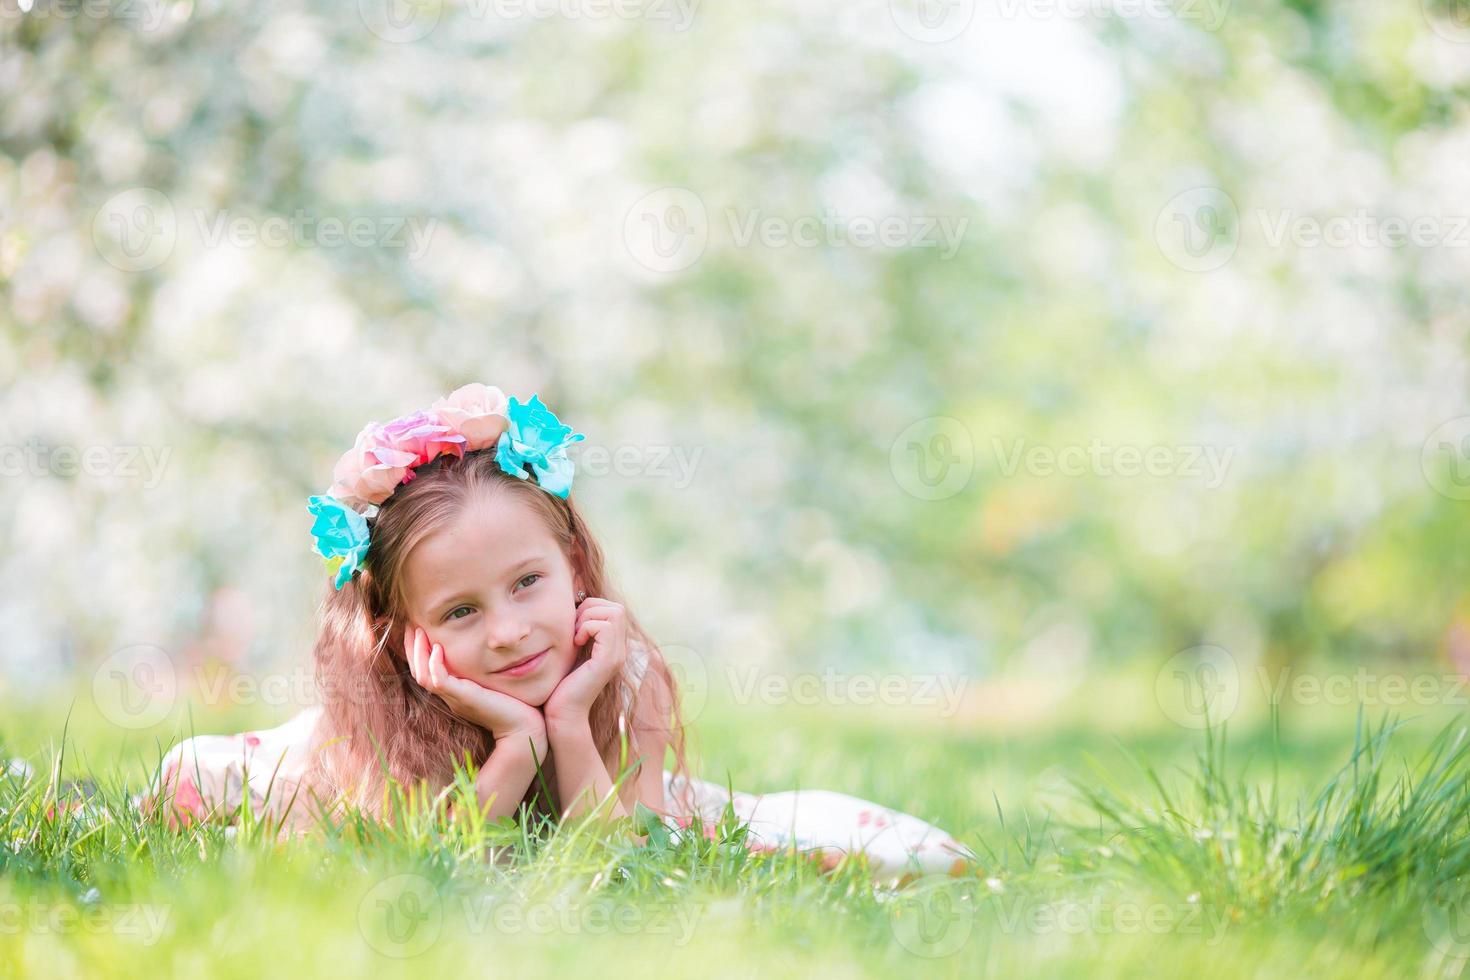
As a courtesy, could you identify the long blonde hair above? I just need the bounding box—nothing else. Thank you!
[299,447,693,828]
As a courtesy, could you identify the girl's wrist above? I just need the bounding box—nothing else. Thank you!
[545,712,593,744]
[492,725,548,760]
[475,738,542,820]
[484,706,547,740]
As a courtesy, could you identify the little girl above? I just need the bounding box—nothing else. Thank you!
[140,384,973,885]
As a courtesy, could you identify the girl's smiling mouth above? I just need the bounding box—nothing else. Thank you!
[493,647,550,677]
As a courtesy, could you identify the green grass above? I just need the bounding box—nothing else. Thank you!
[1,680,1469,978]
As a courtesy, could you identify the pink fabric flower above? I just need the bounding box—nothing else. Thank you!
[328,411,467,509]
[431,383,510,452]
[380,410,467,466]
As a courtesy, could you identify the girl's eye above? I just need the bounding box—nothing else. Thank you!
[445,576,538,621]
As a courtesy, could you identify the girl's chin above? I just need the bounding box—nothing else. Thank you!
[480,677,549,704]
[503,679,553,707]
[484,672,563,708]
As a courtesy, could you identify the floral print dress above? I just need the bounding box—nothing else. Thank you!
[138,647,975,886]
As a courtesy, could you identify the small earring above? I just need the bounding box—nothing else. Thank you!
[575,590,587,604]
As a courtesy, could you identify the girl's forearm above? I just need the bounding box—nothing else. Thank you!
[474,734,546,821]
[547,719,628,822]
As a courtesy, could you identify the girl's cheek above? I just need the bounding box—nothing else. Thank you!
[552,646,580,682]
[441,642,475,677]
[556,660,577,686]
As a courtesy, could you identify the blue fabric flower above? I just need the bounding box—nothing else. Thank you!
[495,394,586,499]
[307,494,370,590]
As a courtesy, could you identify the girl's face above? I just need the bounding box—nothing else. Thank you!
[401,491,583,708]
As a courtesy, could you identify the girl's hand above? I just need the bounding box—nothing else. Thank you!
[405,623,546,752]
[544,597,630,728]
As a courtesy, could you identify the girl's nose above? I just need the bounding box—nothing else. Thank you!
[485,613,531,650]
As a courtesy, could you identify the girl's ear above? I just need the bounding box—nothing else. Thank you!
[569,545,585,596]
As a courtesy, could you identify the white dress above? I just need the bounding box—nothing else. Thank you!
[138,646,974,886]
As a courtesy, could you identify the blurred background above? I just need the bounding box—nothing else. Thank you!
[3,0,1470,774]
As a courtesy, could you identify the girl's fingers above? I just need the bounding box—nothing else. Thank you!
[416,629,441,694]
[406,625,422,685]
[436,645,459,680]
[412,627,429,687]
[432,645,472,707]
[578,624,626,669]
[432,643,462,695]
[577,614,625,645]
[576,606,607,623]
[576,610,613,625]
[574,612,612,641]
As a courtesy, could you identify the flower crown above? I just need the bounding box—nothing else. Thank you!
[306,384,585,590]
